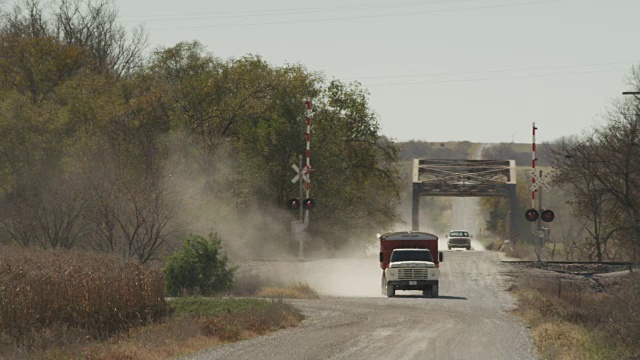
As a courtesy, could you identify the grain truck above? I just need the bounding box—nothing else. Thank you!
[379,231,443,298]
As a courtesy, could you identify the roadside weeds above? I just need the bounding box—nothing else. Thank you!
[508,270,640,360]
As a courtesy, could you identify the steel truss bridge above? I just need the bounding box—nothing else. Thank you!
[411,159,517,236]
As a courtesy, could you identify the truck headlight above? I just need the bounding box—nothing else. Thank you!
[388,269,397,277]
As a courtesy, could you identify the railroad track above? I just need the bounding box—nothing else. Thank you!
[501,260,639,275]
[501,260,639,266]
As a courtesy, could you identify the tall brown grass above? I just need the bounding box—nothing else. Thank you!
[0,246,167,350]
[512,273,640,359]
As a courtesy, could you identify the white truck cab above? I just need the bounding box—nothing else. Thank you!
[447,230,472,250]
[383,248,440,298]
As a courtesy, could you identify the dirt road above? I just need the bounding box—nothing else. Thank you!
[181,250,537,360]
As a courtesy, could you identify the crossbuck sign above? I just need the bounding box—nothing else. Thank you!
[291,164,309,184]
[530,170,552,191]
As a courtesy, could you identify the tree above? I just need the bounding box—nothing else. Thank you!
[76,153,177,263]
[54,0,147,77]
[589,108,640,261]
[0,21,403,258]
[2,0,147,78]
[0,34,89,103]
[113,180,177,264]
[552,136,621,261]
[550,98,640,262]
[0,169,90,249]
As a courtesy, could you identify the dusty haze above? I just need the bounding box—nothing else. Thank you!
[163,136,490,297]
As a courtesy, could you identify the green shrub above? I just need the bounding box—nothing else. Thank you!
[164,234,236,296]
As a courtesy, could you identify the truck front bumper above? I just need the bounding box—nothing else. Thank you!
[449,244,470,248]
[388,280,438,290]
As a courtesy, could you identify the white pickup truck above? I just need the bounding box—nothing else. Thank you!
[446,230,472,250]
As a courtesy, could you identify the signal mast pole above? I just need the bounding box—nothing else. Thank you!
[532,122,542,265]
[298,155,304,222]
[304,100,312,225]
[532,122,537,209]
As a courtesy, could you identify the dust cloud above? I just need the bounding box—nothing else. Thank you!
[240,257,384,297]
[161,135,492,298]
[162,133,293,260]
[161,134,394,298]
[449,143,488,251]
[451,197,486,251]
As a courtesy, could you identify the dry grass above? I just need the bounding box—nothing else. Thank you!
[256,282,320,299]
[532,322,588,360]
[3,297,304,360]
[230,266,275,296]
[511,272,640,360]
[0,246,308,359]
[21,318,224,360]
[30,299,302,360]
[0,246,166,351]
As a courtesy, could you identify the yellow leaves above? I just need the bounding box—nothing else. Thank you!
[0,34,89,103]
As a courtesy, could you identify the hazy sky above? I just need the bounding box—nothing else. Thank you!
[116,0,640,144]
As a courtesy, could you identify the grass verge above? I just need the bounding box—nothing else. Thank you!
[6,297,304,360]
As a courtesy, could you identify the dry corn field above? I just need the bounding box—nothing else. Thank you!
[0,246,167,349]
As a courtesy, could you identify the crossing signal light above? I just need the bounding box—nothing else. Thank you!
[287,199,301,210]
[302,198,315,210]
[541,209,555,222]
[525,209,539,222]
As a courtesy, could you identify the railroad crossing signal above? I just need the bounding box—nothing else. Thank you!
[525,208,539,222]
[287,199,301,210]
[541,209,555,222]
[302,198,315,210]
[525,208,555,222]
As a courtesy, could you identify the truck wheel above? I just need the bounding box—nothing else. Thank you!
[448,246,451,250]
[386,283,395,297]
[467,246,471,250]
[422,289,429,297]
[431,285,439,298]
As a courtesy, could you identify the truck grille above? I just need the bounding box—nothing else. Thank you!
[398,268,429,280]
[450,239,469,244]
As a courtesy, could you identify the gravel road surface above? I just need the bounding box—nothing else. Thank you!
[180,250,537,360]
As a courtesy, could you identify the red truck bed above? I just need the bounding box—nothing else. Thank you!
[379,231,440,269]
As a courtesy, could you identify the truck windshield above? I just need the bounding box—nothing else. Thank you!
[391,250,433,262]
[450,231,469,237]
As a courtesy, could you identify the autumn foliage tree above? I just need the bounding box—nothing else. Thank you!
[0,0,401,259]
